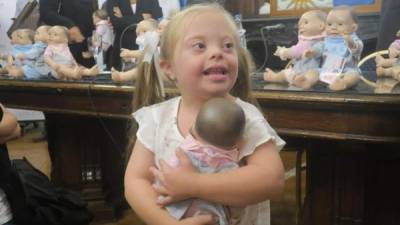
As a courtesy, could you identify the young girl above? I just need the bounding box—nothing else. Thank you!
[125,4,285,225]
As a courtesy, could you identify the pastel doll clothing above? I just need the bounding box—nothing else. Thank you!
[285,35,324,83]
[389,39,400,65]
[94,20,114,51]
[21,42,50,79]
[165,134,239,225]
[313,33,363,76]
[11,44,33,67]
[44,44,78,78]
[133,96,285,225]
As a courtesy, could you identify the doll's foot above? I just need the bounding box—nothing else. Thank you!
[263,68,286,83]
[0,67,8,75]
[292,75,309,89]
[83,65,99,76]
[375,55,384,67]
[111,67,120,81]
[329,76,347,91]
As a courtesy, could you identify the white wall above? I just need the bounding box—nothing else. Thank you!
[0,0,16,55]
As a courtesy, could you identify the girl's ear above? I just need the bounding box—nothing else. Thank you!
[160,59,175,80]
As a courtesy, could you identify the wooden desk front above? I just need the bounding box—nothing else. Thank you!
[1,77,399,224]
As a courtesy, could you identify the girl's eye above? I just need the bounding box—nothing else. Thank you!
[193,43,205,49]
[224,42,234,49]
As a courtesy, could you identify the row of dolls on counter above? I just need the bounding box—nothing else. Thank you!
[263,5,400,91]
[0,9,169,82]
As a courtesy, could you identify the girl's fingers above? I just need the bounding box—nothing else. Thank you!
[156,195,173,206]
[149,166,166,184]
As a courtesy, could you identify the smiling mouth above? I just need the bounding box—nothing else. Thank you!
[203,67,228,75]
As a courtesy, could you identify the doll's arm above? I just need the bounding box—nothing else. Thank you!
[274,46,291,61]
[153,141,285,207]
[111,67,138,81]
[125,140,214,225]
[21,47,42,60]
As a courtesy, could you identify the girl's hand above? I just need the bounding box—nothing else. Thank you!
[178,214,216,225]
[150,149,199,205]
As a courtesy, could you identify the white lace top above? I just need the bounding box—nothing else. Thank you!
[133,97,285,225]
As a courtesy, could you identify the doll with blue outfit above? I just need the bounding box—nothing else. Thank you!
[8,26,51,79]
[2,29,34,76]
[304,5,363,91]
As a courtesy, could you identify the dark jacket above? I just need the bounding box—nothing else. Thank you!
[39,0,96,67]
[106,0,161,69]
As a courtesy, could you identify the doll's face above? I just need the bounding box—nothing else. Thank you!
[157,19,169,35]
[136,20,156,36]
[35,26,49,43]
[92,14,101,25]
[298,11,325,36]
[48,27,68,44]
[10,31,33,45]
[326,9,357,36]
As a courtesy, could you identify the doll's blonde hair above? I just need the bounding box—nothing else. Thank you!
[93,9,108,20]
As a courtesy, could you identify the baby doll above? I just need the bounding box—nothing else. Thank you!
[112,19,159,82]
[264,10,326,89]
[5,29,35,73]
[163,98,245,225]
[7,26,51,79]
[82,9,114,71]
[44,26,99,80]
[304,6,363,91]
[375,30,400,68]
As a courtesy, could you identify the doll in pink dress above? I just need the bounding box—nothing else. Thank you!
[44,26,99,80]
[264,10,326,89]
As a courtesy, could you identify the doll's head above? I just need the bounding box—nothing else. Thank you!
[10,29,34,45]
[326,5,358,36]
[157,18,170,36]
[194,97,245,149]
[92,9,108,24]
[34,25,51,43]
[298,10,327,37]
[48,26,69,44]
[136,19,158,36]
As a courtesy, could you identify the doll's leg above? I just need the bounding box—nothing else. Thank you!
[111,67,138,82]
[391,65,400,81]
[80,65,99,77]
[57,65,81,80]
[7,55,14,67]
[293,70,319,89]
[263,68,287,83]
[0,67,8,75]
[7,66,24,78]
[375,55,397,68]
[329,73,360,91]
[376,66,393,77]
[388,46,400,59]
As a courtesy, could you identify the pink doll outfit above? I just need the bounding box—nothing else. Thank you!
[44,43,78,79]
[166,134,240,225]
[284,34,324,83]
[94,20,114,51]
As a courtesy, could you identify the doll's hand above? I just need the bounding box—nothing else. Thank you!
[150,149,199,206]
[273,46,283,57]
[68,26,85,43]
[303,49,315,58]
[16,53,25,61]
[120,48,132,59]
[343,34,355,49]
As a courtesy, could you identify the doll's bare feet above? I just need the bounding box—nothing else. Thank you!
[82,65,99,76]
[293,71,319,89]
[375,55,394,68]
[0,67,8,75]
[7,66,24,78]
[263,68,286,83]
[329,76,347,91]
[376,66,392,77]
[111,67,122,81]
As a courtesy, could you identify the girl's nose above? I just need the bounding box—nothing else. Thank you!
[209,46,223,60]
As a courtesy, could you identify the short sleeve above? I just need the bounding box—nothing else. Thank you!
[132,107,157,152]
[239,118,286,160]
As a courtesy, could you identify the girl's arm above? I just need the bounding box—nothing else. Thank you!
[0,105,21,144]
[125,140,215,225]
[153,141,285,207]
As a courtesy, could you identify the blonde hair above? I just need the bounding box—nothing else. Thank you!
[93,9,108,20]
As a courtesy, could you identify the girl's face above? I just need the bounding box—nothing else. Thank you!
[162,11,239,99]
